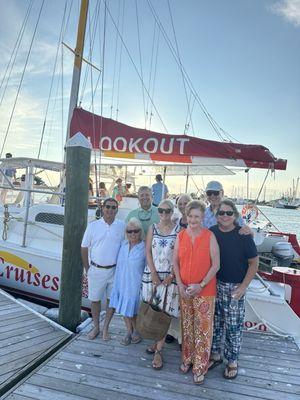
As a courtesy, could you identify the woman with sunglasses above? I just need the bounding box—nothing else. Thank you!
[208,199,258,380]
[173,200,220,385]
[109,218,146,346]
[141,199,180,370]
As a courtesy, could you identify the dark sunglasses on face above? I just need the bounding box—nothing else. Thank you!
[126,229,140,234]
[206,190,220,197]
[104,204,118,210]
[218,210,234,216]
[158,208,172,214]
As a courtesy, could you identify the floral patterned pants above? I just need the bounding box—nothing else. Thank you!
[181,296,215,375]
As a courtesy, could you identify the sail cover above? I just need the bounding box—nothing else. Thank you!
[70,108,287,170]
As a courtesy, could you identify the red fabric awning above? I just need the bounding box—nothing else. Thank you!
[70,108,287,170]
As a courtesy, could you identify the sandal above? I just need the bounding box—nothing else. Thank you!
[131,330,142,344]
[208,356,223,371]
[223,363,238,380]
[146,343,156,354]
[152,350,163,370]
[193,373,205,385]
[121,333,131,346]
[179,363,192,374]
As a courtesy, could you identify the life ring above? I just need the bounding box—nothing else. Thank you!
[241,204,258,223]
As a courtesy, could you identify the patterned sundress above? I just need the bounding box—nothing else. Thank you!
[141,223,180,318]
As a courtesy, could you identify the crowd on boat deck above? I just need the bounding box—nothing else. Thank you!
[81,180,259,385]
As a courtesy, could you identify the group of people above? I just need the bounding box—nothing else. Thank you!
[81,180,258,385]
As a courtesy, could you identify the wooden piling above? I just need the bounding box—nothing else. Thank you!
[59,133,91,331]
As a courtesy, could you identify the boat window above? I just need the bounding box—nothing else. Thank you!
[35,213,64,226]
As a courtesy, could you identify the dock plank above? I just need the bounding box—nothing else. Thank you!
[0,289,72,397]
[3,314,300,400]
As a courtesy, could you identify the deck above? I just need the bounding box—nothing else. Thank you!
[3,314,300,400]
[0,289,73,397]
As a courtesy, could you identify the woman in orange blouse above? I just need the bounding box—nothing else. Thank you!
[173,200,220,385]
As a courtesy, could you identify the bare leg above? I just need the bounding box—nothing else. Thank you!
[152,336,166,369]
[102,303,115,341]
[123,317,133,334]
[88,301,101,340]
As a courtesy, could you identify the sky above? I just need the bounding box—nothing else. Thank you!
[0,0,299,199]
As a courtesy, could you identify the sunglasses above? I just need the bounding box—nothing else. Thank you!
[104,204,118,210]
[158,208,172,214]
[126,229,140,234]
[218,210,234,216]
[206,190,220,197]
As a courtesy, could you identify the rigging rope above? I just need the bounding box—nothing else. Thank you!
[0,0,34,108]
[135,0,147,129]
[106,2,169,134]
[167,0,195,136]
[0,0,45,158]
[110,0,121,119]
[115,0,125,121]
[37,0,69,159]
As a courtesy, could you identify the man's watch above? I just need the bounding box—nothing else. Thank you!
[199,281,206,289]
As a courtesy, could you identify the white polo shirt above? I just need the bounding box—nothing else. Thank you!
[81,218,125,266]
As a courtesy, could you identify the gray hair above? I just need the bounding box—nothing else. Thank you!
[126,217,144,240]
[138,186,152,196]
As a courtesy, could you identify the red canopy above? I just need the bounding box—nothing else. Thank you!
[70,108,287,170]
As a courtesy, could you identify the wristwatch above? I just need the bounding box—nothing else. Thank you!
[199,281,206,289]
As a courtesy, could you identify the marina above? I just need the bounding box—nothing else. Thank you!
[2,314,300,400]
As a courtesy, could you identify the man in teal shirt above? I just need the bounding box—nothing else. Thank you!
[125,186,159,235]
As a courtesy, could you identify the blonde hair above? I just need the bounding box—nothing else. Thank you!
[185,200,206,216]
[158,199,174,213]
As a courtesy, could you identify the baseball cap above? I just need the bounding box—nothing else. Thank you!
[205,181,223,192]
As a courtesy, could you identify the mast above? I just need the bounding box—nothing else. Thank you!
[66,0,89,141]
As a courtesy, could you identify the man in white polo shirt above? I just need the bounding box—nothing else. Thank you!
[81,197,125,340]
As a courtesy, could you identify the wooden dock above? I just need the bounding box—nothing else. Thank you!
[0,289,73,397]
[3,314,300,399]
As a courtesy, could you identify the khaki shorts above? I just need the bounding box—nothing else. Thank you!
[87,265,115,302]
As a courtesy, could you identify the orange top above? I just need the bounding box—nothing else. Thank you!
[178,228,216,297]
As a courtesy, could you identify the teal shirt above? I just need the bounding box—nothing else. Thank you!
[125,206,159,235]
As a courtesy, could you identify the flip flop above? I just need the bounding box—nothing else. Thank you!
[208,357,223,371]
[131,331,142,344]
[152,350,163,370]
[121,333,131,346]
[179,363,192,374]
[193,373,205,385]
[146,344,156,354]
[223,364,238,380]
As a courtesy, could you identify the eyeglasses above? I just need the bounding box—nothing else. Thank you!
[218,210,234,216]
[206,190,220,197]
[158,208,172,214]
[104,204,118,210]
[126,229,140,234]
[138,209,152,221]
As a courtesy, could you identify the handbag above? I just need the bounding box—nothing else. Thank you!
[136,287,172,341]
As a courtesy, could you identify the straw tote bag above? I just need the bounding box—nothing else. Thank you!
[136,288,172,341]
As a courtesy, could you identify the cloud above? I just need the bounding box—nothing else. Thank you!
[271,0,300,26]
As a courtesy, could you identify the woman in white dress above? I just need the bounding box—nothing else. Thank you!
[141,199,180,370]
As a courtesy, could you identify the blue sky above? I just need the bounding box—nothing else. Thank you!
[0,0,299,199]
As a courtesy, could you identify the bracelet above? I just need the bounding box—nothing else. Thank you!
[199,280,206,289]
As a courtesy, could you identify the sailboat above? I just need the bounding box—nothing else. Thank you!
[0,0,300,343]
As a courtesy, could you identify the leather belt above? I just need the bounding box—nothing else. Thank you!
[91,261,116,269]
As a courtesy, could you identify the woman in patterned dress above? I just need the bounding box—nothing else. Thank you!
[141,199,180,370]
[173,200,220,385]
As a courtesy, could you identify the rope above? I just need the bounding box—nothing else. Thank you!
[135,0,147,129]
[167,0,195,136]
[110,0,121,119]
[37,0,69,159]
[106,2,169,134]
[115,0,125,121]
[0,0,45,158]
[0,0,34,108]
